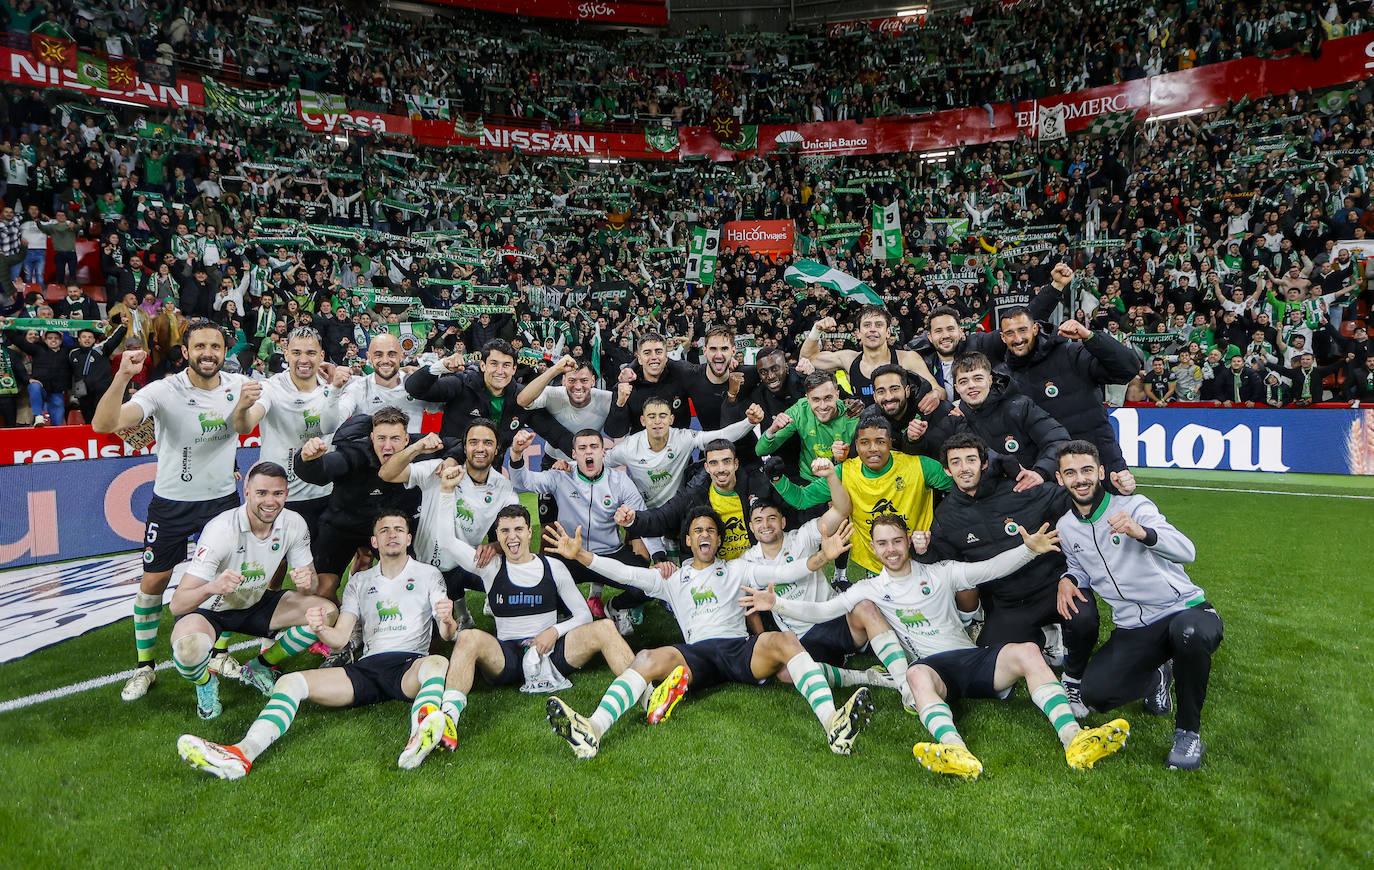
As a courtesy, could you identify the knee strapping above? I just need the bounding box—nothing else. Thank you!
[418,655,448,681]
[172,632,211,664]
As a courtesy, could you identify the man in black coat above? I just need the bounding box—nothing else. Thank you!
[998,305,1141,472]
[68,323,126,422]
[928,352,1070,490]
[403,337,573,455]
[5,325,71,424]
[929,432,1135,714]
[868,362,952,457]
[293,407,422,602]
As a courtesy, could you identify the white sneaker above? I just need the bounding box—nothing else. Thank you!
[121,666,156,701]
[33,413,48,427]
[1041,623,1066,668]
[1062,676,1091,719]
[397,705,445,769]
[208,652,243,681]
[898,681,920,716]
[604,600,635,637]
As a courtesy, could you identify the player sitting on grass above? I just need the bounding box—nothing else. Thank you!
[739,513,1130,780]
[168,461,334,720]
[175,511,458,779]
[540,509,872,759]
[430,466,637,749]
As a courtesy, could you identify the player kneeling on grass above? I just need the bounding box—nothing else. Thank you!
[1054,440,1223,771]
[540,509,872,759]
[176,511,459,779]
[168,461,334,720]
[430,466,637,747]
[740,513,1129,780]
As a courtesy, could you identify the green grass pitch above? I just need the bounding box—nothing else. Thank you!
[1,473,1371,868]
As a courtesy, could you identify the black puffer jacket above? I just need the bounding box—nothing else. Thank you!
[294,413,421,534]
[1003,329,1141,470]
[928,373,1070,478]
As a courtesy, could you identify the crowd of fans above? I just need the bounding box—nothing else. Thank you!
[0,2,1373,428]
[0,1,1370,126]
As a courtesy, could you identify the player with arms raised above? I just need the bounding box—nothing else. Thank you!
[92,320,248,702]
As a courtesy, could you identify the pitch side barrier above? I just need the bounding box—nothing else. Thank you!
[0,410,1368,571]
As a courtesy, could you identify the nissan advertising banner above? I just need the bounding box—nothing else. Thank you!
[721,220,795,255]
[5,34,1374,159]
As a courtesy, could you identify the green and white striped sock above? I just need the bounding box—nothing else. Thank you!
[819,663,887,688]
[441,688,468,724]
[259,625,317,666]
[787,652,836,726]
[237,675,306,761]
[133,592,162,666]
[870,631,909,686]
[918,702,965,748]
[589,670,648,736]
[409,674,446,728]
[1031,682,1081,747]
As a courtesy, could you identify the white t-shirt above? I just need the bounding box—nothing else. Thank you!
[606,420,754,508]
[738,519,830,637]
[525,385,613,462]
[773,546,1036,660]
[131,370,248,500]
[185,506,312,613]
[341,557,447,657]
[339,373,435,430]
[407,460,519,570]
[586,553,818,644]
[255,372,345,501]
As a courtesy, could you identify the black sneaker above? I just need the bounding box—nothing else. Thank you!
[1062,676,1089,719]
[1166,728,1205,770]
[1143,661,1173,716]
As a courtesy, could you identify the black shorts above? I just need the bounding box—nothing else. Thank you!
[288,496,331,532]
[177,589,285,639]
[441,564,485,600]
[799,615,862,666]
[916,645,1013,702]
[485,636,574,687]
[671,636,764,689]
[344,651,423,707]
[312,519,371,576]
[142,493,241,572]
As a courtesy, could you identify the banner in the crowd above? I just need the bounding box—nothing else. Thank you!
[0,44,204,108]
[7,34,1374,160]
[827,16,924,38]
[686,227,720,285]
[1111,407,1374,475]
[423,0,668,27]
[677,33,1374,160]
[872,203,901,262]
[720,220,795,255]
[0,424,259,466]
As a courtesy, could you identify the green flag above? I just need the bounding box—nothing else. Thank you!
[686,227,719,286]
[784,260,883,305]
[1087,109,1136,137]
[202,76,295,125]
[1318,88,1356,116]
[135,118,173,139]
[645,125,678,153]
[76,52,107,88]
[298,89,346,114]
[873,202,901,263]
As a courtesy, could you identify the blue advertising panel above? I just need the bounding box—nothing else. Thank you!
[1109,408,1374,474]
[0,449,259,570]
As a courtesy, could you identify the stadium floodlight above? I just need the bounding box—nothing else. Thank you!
[332,134,349,146]
[1145,107,1210,123]
[897,7,928,16]
[919,149,955,162]
[588,157,620,165]
[99,97,146,108]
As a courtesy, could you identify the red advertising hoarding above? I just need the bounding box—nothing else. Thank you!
[422,0,667,27]
[721,220,795,255]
